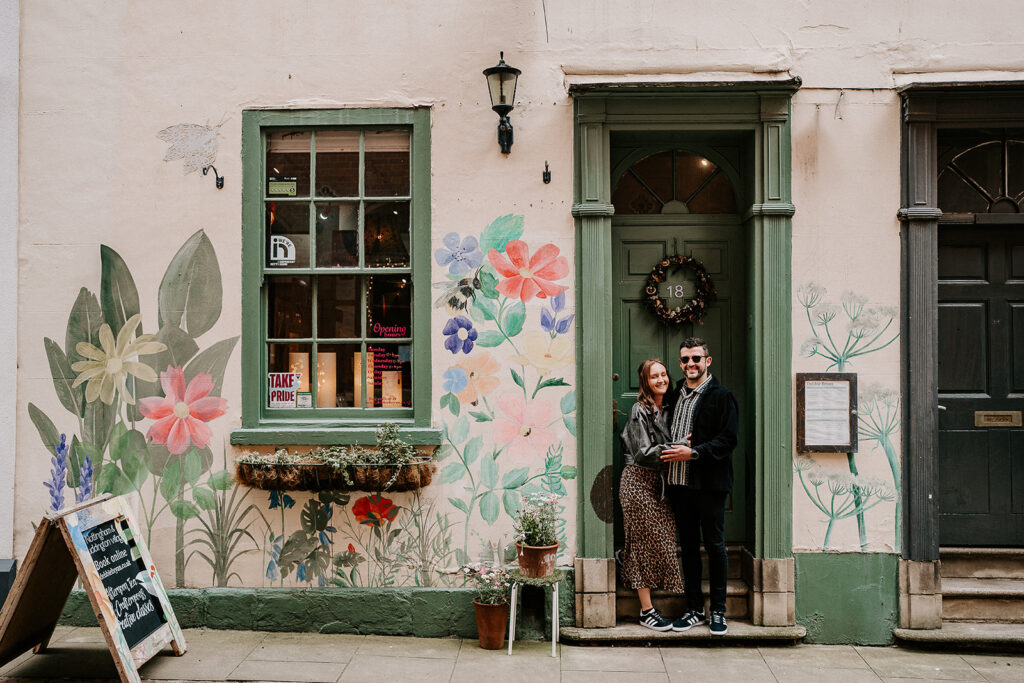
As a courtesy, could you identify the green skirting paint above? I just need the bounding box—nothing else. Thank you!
[795,552,898,645]
[60,573,575,640]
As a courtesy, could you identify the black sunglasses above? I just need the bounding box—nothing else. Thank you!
[679,355,704,364]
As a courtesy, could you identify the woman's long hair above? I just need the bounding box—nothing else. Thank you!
[636,358,671,415]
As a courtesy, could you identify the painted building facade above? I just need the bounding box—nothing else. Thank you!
[3,1,1022,645]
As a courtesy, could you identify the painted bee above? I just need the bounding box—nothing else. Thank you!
[433,267,483,315]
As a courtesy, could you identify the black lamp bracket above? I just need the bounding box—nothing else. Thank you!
[202,165,224,189]
[497,116,514,155]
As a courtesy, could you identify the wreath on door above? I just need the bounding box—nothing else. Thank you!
[644,254,716,325]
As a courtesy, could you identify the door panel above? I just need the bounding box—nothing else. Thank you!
[611,222,747,543]
[938,225,1024,546]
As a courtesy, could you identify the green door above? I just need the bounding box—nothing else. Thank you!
[611,219,747,542]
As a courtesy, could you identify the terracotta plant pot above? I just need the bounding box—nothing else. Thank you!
[515,542,559,578]
[474,600,509,649]
[234,460,435,492]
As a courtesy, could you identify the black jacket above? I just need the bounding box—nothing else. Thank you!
[667,375,739,492]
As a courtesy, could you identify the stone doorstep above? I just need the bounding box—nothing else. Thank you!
[942,577,1024,597]
[894,622,1024,653]
[941,576,1024,623]
[940,547,1024,579]
[560,620,805,644]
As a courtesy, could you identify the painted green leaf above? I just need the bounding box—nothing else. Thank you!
[535,377,570,395]
[478,268,500,300]
[502,467,530,490]
[301,499,329,533]
[160,461,182,501]
[503,301,526,337]
[441,392,459,417]
[434,444,454,462]
[438,462,464,484]
[100,245,141,337]
[193,486,217,511]
[510,368,525,389]
[563,416,577,437]
[475,331,505,347]
[108,422,128,454]
[83,398,115,455]
[170,499,200,520]
[467,301,489,325]
[502,490,520,517]
[449,415,470,444]
[158,229,222,336]
[480,455,498,489]
[318,490,349,506]
[110,427,146,462]
[184,336,238,399]
[463,436,483,466]
[208,469,234,490]
[44,338,83,417]
[120,443,148,491]
[95,464,135,496]
[560,391,576,415]
[479,214,524,255]
[448,497,469,514]
[560,465,578,479]
[28,403,60,457]
[131,325,200,420]
[65,287,104,369]
[468,411,492,422]
[546,478,567,496]
[479,491,499,524]
[183,449,202,486]
[472,297,498,321]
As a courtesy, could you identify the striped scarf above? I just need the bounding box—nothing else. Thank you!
[668,373,712,486]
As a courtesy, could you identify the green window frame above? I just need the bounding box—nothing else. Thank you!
[231,108,438,446]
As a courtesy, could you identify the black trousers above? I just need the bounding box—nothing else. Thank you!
[668,487,728,614]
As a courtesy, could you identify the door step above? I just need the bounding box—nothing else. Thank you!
[940,548,1024,579]
[616,579,749,620]
[894,622,1024,652]
[561,620,805,644]
[941,577,1024,623]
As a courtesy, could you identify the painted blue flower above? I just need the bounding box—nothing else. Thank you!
[269,490,296,510]
[434,232,483,276]
[75,452,93,504]
[540,292,575,337]
[443,316,478,354]
[442,367,469,394]
[45,434,69,512]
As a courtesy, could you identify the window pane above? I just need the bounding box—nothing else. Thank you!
[365,130,410,196]
[266,202,310,268]
[366,275,411,339]
[319,343,360,407]
[315,131,359,198]
[267,131,310,197]
[315,202,359,267]
[268,343,311,408]
[317,275,359,338]
[364,202,410,267]
[268,276,312,338]
[364,343,412,408]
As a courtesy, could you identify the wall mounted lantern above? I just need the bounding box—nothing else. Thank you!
[483,52,521,154]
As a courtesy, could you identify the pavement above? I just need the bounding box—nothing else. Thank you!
[1,627,1023,682]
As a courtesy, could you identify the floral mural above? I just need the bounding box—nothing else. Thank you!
[29,214,578,590]
[794,282,901,552]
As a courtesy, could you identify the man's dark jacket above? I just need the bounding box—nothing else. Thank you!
[667,375,739,492]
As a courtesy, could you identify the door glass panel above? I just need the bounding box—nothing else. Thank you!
[364,130,410,197]
[364,202,410,267]
[315,202,359,267]
[266,131,310,197]
[268,276,312,338]
[317,275,359,339]
[265,202,309,268]
[315,131,359,198]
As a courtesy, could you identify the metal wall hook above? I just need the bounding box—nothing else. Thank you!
[202,165,224,189]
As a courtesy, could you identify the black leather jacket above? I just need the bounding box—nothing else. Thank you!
[667,375,739,492]
[620,402,672,471]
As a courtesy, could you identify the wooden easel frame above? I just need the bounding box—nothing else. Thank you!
[0,494,186,683]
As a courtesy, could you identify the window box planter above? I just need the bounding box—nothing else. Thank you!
[234,458,435,492]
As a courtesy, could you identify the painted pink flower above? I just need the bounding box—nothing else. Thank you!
[493,394,556,463]
[138,366,227,455]
[488,240,568,302]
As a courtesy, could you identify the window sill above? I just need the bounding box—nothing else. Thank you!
[230,425,442,446]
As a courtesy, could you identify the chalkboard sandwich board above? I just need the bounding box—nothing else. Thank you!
[0,494,186,683]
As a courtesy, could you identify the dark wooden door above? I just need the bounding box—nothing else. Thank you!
[938,224,1024,546]
[611,219,747,542]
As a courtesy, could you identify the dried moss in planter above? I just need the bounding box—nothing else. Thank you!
[234,423,436,492]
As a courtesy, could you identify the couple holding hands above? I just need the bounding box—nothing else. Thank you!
[619,337,739,635]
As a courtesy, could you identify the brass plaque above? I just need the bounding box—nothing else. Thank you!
[974,410,1023,428]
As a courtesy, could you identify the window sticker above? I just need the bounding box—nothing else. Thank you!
[267,176,298,196]
[268,372,302,408]
[269,235,297,266]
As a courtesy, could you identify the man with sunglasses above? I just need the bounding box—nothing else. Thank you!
[660,337,739,635]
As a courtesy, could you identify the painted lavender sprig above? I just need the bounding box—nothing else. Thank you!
[45,434,68,512]
[75,452,93,504]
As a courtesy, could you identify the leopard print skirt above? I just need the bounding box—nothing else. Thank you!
[619,465,684,592]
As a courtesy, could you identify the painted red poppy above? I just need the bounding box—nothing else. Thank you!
[352,495,399,526]
[347,543,356,553]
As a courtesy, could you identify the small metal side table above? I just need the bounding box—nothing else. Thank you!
[506,568,565,657]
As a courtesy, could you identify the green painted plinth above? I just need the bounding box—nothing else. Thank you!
[795,553,898,645]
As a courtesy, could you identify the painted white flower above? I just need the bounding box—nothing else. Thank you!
[71,314,166,405]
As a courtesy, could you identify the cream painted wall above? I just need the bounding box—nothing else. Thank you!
[13,1,1024,578]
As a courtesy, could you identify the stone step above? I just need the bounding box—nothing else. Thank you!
[560,620,805,644]
[616,579,749,620]
[942,577,1024,623]
[894,622,1024,652]
[940,547,1024,579]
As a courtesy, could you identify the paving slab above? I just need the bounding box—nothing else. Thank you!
[138,647,252,681]
[339,653,455,681]
[560,644,666,672]
[759,644,871,669]
[561,672,670,683]
[769,665,883,682]
[227,658,343,682]
[959,652,1024,682]
[245,632,364,663]
[355,634,461,659]
[854,646,983,680]
[460,639,557,659]
[661,646,775,682]
[450,649,561,683]
[3,644,121,680]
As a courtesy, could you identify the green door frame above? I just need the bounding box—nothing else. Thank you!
[571,82,800,561]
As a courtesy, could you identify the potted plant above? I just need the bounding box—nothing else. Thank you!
[462,562,511,649]
[234,423,435,492]
[513,493,560,578]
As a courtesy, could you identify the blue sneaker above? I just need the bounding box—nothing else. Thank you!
[639,607,673,632]
[671,609,705,632]
[709,611,728,635]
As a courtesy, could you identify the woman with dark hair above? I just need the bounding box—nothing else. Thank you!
[618,358,684,631]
